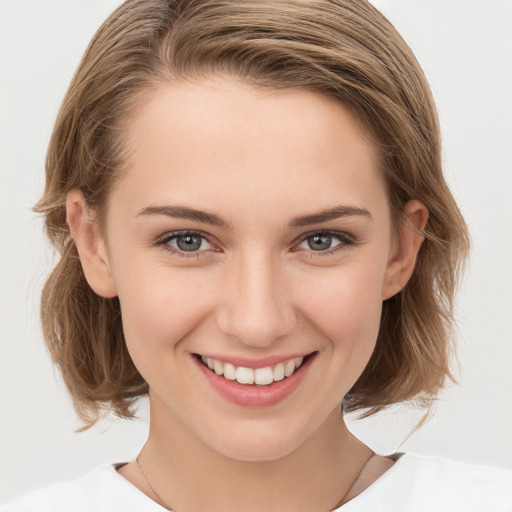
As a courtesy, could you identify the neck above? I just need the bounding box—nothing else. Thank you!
[139,394,373,512]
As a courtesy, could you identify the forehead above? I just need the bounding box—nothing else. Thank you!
[113,78,387,223]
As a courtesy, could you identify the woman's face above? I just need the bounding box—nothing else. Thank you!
[95,78,407,461]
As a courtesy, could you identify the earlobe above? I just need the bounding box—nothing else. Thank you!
[382,200,428,300]
[66,189,118,298]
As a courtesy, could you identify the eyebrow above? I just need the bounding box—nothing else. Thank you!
[136,204,372,228]
[137,205,231,228]
[288,205,372,227]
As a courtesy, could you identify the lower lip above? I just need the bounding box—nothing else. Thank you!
[194,355,314,408]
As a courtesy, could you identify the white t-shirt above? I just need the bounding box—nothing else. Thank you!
[2,453,511,511]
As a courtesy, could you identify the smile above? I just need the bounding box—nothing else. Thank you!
[194,352,316,407]
[200,355,305,386]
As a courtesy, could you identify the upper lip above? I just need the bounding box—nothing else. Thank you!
[195,352,315,369]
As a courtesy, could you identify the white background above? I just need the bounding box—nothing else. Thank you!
[1,0,511,504]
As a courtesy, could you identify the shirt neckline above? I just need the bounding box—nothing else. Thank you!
[107,452,409,511]
[335,452,406,509]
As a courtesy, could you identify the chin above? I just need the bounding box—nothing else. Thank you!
[202,421,310,463]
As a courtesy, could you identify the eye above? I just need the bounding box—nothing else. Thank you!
[295,231,355,254]
[156,230,214,256]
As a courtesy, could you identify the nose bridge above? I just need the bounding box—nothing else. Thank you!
[217,247,296,347]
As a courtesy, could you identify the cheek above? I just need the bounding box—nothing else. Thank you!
[297,261,385,363]
[114,264,212,368]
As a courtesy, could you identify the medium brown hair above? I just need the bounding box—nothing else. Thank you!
[36,0,470,427]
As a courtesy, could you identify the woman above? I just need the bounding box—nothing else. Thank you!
[3,0,511,510]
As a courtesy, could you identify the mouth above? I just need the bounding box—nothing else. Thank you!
[193,352,316,407]
[195,353,315,386]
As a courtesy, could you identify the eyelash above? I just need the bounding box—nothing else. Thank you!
[154,230,356,259]
[294,230,356,257]
[154,230,217,259]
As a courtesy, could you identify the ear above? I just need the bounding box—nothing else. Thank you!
[66,189,118,298]
[382,200,429,300]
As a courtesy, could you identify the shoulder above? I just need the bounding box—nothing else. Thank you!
[400,452,512,483]
[1,464,163,512]
[344,452,512,512]
[402,452,512,491]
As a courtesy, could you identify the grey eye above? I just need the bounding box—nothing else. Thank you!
[296,232,349,253]
[306,234,335,251]
[176,234,204,251]
[159,231,214,256]
[168,233,210,252]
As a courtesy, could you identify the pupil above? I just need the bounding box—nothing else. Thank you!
[308,234,332,251]
[177,234,202,251]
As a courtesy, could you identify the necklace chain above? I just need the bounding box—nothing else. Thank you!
[136,454,174,511]
[135,449,373,512]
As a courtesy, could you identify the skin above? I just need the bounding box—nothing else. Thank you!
[67,78,427,511]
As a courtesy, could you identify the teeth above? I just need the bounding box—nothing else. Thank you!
[284,359,296,377]
[223,362,236,380]
[200,355,306,386]
[236,367,254,385]
[273,363,285,381]
[254,367,274,385]
[213,359,223,375]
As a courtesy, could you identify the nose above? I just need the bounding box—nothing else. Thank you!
[216,250,297,348]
